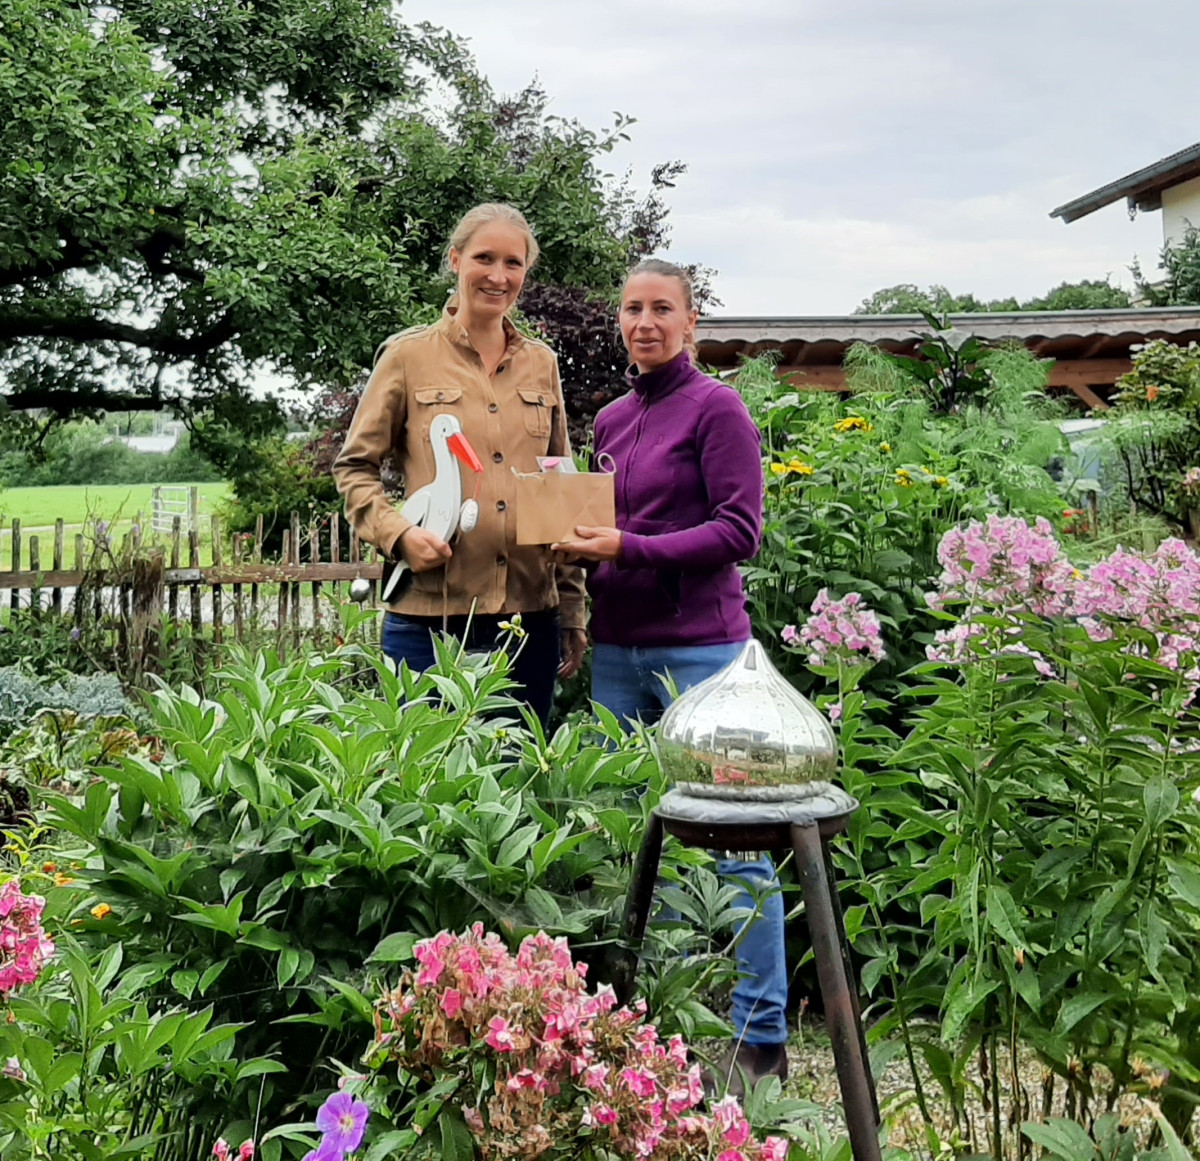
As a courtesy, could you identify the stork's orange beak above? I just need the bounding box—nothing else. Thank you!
[447,431,484,474]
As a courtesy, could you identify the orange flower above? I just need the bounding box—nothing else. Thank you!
[90,903,113,920]
[53,874,75,887]
[41,862,57,874]
[1146,384,1160,401]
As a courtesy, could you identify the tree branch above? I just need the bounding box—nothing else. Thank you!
[0,312,238,359]
[1,386,180,415]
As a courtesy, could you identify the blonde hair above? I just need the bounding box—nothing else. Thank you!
[621,258,698,356]
[447,202,540,270]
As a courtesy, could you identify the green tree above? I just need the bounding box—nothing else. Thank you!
[0,0,645,431]
[855,278,1129,315]
[1134,224,1200,306]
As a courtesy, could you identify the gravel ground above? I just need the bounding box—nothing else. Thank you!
[772,1021,1189,1155]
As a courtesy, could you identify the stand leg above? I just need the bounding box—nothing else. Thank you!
[793,823,882,1161]
[612,812,665,1006]
[822,838,880,1125]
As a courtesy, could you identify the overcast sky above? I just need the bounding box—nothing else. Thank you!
[401,0,1199,316]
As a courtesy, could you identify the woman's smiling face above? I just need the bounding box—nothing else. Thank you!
[619,272,697,372]
[450,220,530,324]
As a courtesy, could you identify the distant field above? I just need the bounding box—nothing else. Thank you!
[0,483,232,570]
[0,483,231,530]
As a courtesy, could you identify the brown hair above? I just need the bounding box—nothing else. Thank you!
[447,202,540,270]
[621,258,698,356]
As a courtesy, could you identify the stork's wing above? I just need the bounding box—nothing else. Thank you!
[399,488,431,527]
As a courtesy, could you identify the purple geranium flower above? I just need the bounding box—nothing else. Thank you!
[315,1091,369,1154]
[302,1142,343,1161]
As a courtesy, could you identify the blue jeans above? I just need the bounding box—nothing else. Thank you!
[382,610,560,730]
[592,641,789,1046]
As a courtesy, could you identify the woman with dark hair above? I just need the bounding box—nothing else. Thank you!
[555,259,787,1096]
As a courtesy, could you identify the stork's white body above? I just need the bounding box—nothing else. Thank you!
[381,414,479,603]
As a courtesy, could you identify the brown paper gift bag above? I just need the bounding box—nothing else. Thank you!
[514,470,616,545]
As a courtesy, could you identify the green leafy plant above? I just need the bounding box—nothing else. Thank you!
[33,633,717,1154]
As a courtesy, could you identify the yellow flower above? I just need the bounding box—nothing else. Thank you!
[878,442,891,454]
[933,476,949,488]
[770,460,815,477]
[834,416,873,434]
[53,873,75,887]
[90,903,113,920]
[895,469,914,487]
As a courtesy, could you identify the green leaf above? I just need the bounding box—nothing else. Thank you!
[1021,1117,1100,1160]
[1145,776,1179,829]
[439,1105,476,1161]
[1055,992,1113,1034]
[985,884,1025,948]
[367,932,417,964]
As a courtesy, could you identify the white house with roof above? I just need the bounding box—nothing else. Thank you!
[1051,142,1200,248]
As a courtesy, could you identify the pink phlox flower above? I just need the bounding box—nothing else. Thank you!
[581,1062,610,1092]
[797,589,886,665]
[718,1150,748,1161]
[237,1142,254,1161]
[589,1103,619,1127]
[440,988,463,1019]
[485,1016,518,1052]
[315,1090,370,1154]
[711,1096,743,1132]
[620,1066,657,1099]
[781,624,800,646]
[505,1068,544,1092]
[722,1114,752,1148]
[761,1136,790,1161]
[828,702,843,722]
[211,1140,230,1161]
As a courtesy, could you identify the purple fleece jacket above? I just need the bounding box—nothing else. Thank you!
[588,352,764,647]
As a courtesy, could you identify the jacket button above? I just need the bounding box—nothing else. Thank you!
[492,451,503,464]
[496,555,507,566]
[488,403,499,413]
[496,500,507,511]
[538,395,545,404]
[436,391,445,401]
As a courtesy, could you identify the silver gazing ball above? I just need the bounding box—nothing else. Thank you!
[657,639,838,801]
[348,577,372,603]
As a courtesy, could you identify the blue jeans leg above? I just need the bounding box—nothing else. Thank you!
[718,854,790,1045]
[591,643,662,725]
[592,639,789,1046]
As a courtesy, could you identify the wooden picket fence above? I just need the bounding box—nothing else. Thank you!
[0,506,383,676]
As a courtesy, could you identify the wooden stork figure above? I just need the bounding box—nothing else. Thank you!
[381,414,485,603]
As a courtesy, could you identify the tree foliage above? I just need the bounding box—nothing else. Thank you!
[1134,224,1200,307]
[855,279,1131,315]
[0,0,650,430]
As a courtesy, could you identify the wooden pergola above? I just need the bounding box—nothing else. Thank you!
[694,308,1200,410]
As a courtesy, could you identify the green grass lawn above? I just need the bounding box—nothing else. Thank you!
[0,483,232,570]
[0,483,230,529]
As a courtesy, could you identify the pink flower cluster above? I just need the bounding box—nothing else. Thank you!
[927,514,1076,618]
[925,519,1200,690]
[373,925,789,1161]
[783,589,886,667]
[0,880,54,994]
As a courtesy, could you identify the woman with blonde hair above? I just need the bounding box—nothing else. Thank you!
[555,258,786,1096]
[334,203,587,727]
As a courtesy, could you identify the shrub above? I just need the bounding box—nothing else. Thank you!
[37,637,703,1153]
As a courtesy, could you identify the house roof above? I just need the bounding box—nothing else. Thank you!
[1050,142,1200,223]
[694,307,1200,368]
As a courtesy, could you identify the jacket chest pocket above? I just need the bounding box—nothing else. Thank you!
[517,388,552,438]
[413,386,464,442]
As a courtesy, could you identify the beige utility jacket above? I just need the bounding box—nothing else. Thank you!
[333,307,586,630]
